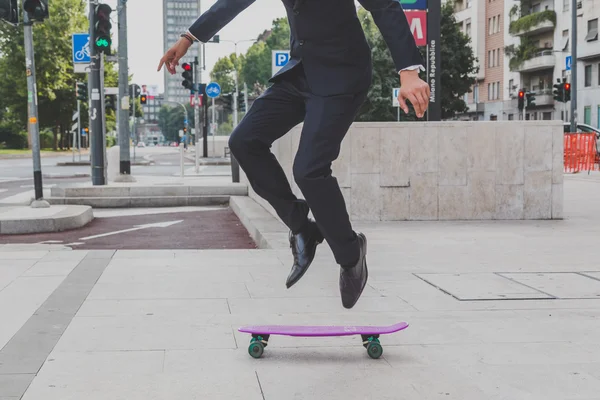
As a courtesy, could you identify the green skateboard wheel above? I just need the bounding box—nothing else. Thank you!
[248,341,265,358]
[367,342,383,359]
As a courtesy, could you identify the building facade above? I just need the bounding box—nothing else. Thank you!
[453,0,600,127]
[162,0,202,105]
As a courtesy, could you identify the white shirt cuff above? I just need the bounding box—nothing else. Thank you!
[399,65,425,73]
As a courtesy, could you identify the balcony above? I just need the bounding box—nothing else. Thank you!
[514,50,555,73]
[529,90,554,106]
[509,10,556,37]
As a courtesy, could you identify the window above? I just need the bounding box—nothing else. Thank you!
[509,79,514,95]
[562,29,569,50]
[488,51,492,67]
[587,19,598,41]
[466,21,471,36]
[532,3,541,13]
[474,85,479,103]
[508,114,514,120]
[584,106,591,125]
[488,83,491,100]
[493,16,497,33]
[585,65,592,86]
[496,48,500,66]
[543,112,552,120]
[488,18,492,35]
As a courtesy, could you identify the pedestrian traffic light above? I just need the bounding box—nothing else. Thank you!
[564,82,571,102]
[93,3,112,54]
[129,84,140,98]
[23,0,48,21]
[525,91,536,109]
[76,82,88,102]
[553,82,565,102]
[140,94,147,105]
[181,63,194,91]
[0,0,19,24]
[517,89,525,110]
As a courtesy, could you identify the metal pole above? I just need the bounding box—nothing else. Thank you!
[23,11,46,205]
[118,0,131,175]
[212,97,215,156]
[77,99,81,161]
[194,57,201,171]
[89,0,106,185]
[233,43,239,128]
[570,0,577,133]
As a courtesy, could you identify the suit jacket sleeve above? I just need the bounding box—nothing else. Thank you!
[357,0,425,72]
[187,0,255,43]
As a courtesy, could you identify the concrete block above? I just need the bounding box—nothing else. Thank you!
[524,171,552,219]
[187,196,230,206]
[129,197,188,208]
[524,126,552,172]
[409,173,438,220]
[350,126,380,174]
[552,128,564,184]
[63,187,130,198]
[495,125,524,185]
[466,171,495,220]
[439,128,467,186]
[380,127,410,187]
[188,185,247,196]
[552,183,563,219]
[53,207,94,232]
[332,129,352,188]
[0,219,55,235]
[410,125,438,174]
[439,186,468,220]
[381,187,409,220]
[350,173,380,221]
[129,186,189,197]
[495,184,524,220]
[64,197,130,208]
[467,125,495,171]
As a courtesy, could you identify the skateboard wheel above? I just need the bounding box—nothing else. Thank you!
[248,341,265,358]
[367,342,383,359]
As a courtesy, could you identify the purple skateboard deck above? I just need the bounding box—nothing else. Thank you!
[239,322,409,359]
[239,322,408,337]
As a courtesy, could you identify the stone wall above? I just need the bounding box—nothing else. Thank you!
[240,121,564,222]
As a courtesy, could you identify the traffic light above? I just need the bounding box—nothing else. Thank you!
[517,89,525,110]
[553,81,565,102]
[0,0,19,24]
[140,94,147,105]
[23,0,48,21]
[222,93,233,112]
[105,95,115,111]
[525,91,536,109]
[181,63,194,91]
[238,92,246,112]
[129,84,140,98]
[76,82,88,102]
[93,3,112,54]
[564,82,571,101]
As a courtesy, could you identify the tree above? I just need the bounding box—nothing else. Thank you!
[0,0,90,149]
[209,54,240,94]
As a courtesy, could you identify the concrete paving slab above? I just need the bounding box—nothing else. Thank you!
[38,350,165,375]
[52,315,236,352]
[21,261,80,277]
[501,272,600,299]
[75,298,230,317]
[414,272,554,300]
[86,280,250,300]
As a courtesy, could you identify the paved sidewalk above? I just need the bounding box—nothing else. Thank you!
[1,174,600,399]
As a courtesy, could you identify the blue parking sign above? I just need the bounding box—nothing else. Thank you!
[72,33,90,63]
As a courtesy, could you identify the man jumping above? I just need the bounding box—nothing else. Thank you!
[158,0,430,309]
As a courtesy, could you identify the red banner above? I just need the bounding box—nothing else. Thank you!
[405,11,427,46]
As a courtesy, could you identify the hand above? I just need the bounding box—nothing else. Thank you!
[398,70,430,118]
[157,38,193,74]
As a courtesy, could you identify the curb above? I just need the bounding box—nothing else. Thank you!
[229,196,289,250]
[46,196,231,208]
[0,205,94,235]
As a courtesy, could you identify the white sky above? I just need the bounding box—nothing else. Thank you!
[94,0,288,93]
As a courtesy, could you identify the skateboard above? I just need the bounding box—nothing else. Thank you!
[238,322,408,359]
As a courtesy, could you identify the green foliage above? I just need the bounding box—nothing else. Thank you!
[210,54,241,93]
[504,36,539,71]
[158,105,187,143]
[0,0,89,149]
[509,10,556,34]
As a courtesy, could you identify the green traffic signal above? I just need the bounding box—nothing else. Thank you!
[94,3,112,54]
[96,38,109,48]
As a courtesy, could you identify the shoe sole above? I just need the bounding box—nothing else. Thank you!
[342,234,368,309]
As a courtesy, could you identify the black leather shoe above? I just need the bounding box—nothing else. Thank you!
[339,232,368,309]
[286,220,324,288]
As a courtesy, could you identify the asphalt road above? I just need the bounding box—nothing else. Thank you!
[0,207,257,250]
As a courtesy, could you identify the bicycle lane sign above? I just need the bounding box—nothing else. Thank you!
[72,33,90,63]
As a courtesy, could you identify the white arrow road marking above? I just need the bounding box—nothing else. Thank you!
[79,220,183,241]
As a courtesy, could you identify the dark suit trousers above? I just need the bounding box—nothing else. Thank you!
[228,64,366,266]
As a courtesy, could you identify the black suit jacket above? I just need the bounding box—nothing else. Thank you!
[188,0,424,97]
